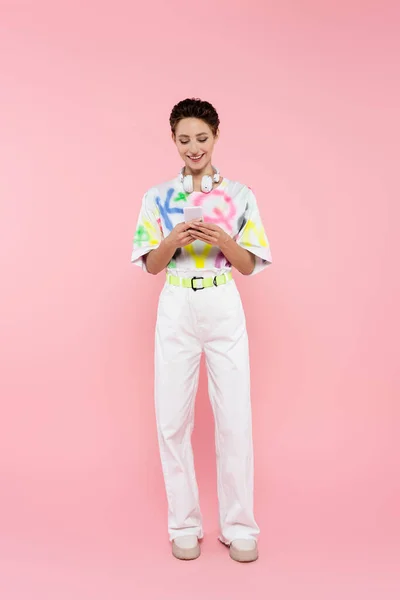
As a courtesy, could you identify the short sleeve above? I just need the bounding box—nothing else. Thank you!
[236,189,272,275]
[131,190,163,272]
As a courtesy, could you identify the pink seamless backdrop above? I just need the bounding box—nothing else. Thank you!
[0,1,399,599]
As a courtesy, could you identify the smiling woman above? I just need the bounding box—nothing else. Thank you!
[131,98,272,563]
[172,103,219,172]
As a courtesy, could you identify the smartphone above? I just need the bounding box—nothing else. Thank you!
[184,206,203,223]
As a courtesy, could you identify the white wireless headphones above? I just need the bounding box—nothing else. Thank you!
[179,166,220,194]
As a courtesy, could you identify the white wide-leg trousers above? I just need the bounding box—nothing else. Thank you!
[154,275,260,544]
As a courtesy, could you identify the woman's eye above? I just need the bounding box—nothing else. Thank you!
[180,139,208,145]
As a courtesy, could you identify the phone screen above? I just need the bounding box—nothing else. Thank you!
[184,206,203,223]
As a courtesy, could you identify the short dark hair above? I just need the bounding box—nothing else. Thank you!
[170,98,220,136]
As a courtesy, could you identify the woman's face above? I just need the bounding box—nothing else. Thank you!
[173,118,218,173]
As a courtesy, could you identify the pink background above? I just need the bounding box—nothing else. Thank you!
[1,1,399,598]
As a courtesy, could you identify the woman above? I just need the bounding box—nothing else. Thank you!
[131,98,272,562]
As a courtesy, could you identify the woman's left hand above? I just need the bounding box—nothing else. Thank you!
[189,221,231,249]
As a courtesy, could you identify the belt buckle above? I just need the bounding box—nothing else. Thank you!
[191,276,204,291]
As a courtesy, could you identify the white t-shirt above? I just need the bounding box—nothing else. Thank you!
[131,176,272,276]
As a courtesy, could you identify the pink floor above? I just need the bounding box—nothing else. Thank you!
[1,529,398,600]
[1,469,399,600]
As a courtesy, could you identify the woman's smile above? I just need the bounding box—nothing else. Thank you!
[187,153,205,164]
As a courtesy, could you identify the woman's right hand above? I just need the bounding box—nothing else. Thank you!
[146,220,201,275]
[165,221,200,249]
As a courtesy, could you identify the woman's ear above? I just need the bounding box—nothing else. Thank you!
[215,129,220,141]
[171,131,176,143]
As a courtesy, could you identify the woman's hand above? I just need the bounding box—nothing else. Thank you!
[165,221,199,249]
[189,221,256,275]
[145,220,200,275]
[189,222,231,249]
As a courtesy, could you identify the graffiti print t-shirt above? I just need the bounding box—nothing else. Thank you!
[131,176,272,276]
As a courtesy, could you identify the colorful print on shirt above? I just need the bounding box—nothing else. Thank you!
[131,176,272,275]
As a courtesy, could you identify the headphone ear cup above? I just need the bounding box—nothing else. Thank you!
[183,175,193,193]
[201,175,213,193]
